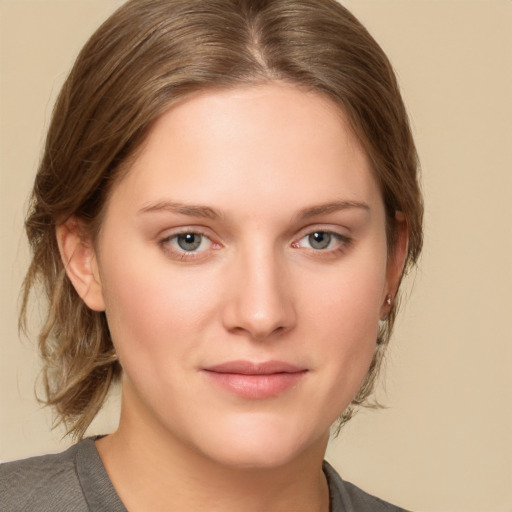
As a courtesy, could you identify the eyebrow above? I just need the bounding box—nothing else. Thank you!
[138,200,221,219]
[297,200,370,220]
[138,199,369,221]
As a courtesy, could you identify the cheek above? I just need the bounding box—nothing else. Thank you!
[306,251,387,334]
[98,249,219,357]
[299,247,387,408]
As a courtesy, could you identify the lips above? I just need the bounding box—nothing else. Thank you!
[202,360,308,399]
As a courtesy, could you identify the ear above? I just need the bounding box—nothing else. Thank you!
[56,217,106,312]
[381,212,408,318]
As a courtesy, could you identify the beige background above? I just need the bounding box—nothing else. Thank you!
[1,1,511,511]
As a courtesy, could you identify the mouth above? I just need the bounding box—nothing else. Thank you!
[202,360,308,399]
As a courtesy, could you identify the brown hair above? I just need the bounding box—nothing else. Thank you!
[21,0,423,439]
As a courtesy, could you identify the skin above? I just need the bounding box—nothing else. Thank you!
[58,83,406,512]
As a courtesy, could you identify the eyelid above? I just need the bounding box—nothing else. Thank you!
[292,223,351,241]
[158,224,217,241]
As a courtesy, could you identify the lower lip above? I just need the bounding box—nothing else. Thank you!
[203,371,307,399]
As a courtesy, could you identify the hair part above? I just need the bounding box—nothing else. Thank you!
[21,0,423,439]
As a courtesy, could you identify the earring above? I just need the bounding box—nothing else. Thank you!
[385,294,393,306]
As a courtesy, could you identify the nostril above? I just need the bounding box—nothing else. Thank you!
[222,300,296,341]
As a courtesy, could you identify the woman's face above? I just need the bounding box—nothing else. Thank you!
[88,83,401,468]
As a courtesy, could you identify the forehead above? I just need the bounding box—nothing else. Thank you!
[104,83,382,221]
[145,84,361,165]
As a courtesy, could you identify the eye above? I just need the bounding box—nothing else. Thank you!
[161,231,213,254]
[292,230,351,253]
[175,233,205,251]
[306,231,333,250]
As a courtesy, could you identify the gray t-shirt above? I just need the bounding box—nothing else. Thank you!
[0,438,409,511]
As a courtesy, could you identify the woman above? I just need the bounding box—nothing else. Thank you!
[1,0,422,510]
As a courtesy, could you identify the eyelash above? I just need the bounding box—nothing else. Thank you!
[158,228,352,261]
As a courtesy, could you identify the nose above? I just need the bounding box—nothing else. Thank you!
[221,246,297,340]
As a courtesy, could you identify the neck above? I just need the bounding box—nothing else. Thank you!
[96,397,330,512]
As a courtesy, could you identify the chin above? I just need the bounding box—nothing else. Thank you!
[204,442,306,471]
[191,413,328,470]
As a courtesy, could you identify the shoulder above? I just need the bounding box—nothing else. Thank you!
[323,460,411,512]
[0,442,89,512]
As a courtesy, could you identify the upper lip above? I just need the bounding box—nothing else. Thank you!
[203,360,305,375]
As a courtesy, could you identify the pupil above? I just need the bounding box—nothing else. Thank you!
[177,233,201,251]
[309,232,331,250]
